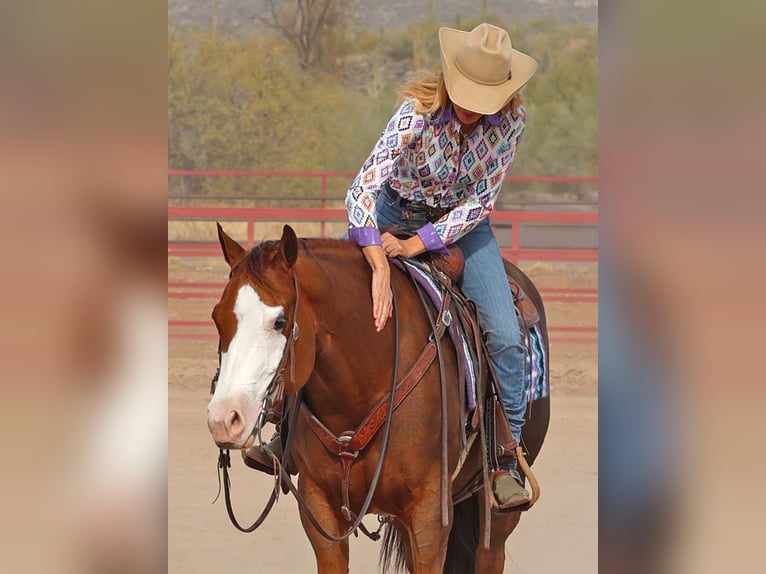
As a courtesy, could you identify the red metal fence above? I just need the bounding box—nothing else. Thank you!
[167,206,597,264]
[168,170,597,344]
[168,286,598,343]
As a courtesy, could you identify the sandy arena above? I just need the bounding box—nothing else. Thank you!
[169,255,597,573]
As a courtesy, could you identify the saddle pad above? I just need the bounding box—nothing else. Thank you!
[395,258,550,409]
[526,323,549,402]
[394,259,478,409]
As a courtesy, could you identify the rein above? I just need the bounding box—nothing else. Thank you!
[299,284,452,528]
[261,284,402,543]
[213,272,301,533]
[214,271,405,542]
[402,264,451,528]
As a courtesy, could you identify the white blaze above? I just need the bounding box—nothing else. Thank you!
[211,285,287,413]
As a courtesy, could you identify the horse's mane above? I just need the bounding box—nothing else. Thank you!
[236,237,361,289]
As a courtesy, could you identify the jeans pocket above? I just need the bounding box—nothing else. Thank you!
[376,189,403,226]
[381,183,399,208]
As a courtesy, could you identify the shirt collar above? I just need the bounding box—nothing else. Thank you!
[432,101,503,127]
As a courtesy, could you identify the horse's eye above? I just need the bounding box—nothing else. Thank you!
[209,366,220,396]
[274,314,287,331]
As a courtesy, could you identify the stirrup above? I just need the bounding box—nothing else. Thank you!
[491,469,531,510]
[242,435,282,475]
[491,447,541,513]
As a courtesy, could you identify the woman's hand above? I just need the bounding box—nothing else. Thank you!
[361,235,427,331]
[361,245,392,332]
[381,233,426,259]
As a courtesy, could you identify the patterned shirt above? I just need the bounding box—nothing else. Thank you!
[345,99,525,252]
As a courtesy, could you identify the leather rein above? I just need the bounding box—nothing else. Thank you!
[212,272,302,533]
[299,282,452,527]
[213,268,450,541]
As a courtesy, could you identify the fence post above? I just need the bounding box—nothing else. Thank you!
[247,218,254,248]
[320,175,327,238]
[510,213,520,265]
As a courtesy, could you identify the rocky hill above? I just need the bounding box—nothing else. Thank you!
[169,0,597,33]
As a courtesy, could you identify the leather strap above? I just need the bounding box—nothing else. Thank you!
[496,440,519,461]
[405,264,451,528]
[339,451,356,520]
[300,337,439,456]
[300,289,452,522]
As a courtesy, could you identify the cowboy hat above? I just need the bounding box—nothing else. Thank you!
[439,23,538,116]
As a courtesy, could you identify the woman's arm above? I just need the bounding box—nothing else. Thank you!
[347,100,425,331]
[361,245,392,332]
[345,100,424,248]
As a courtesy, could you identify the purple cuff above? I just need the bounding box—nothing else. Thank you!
[417,223,448,255]
[348,226,382,247]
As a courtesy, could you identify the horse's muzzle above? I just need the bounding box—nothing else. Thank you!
[207,399,261,448]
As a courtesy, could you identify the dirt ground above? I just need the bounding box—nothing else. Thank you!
[168,257,598,573]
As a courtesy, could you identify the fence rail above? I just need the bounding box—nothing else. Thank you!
[167,206,598,264]
[168,281,598,304]
[168,169,598,183]
[168,319,598,343]
[167,319,598,344]
[168,171,597,343]
[168,281,597,343]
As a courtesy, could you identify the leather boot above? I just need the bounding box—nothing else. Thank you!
[241,434,282,475]
[492,468,531,509]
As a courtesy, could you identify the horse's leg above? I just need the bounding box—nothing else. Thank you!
[402,492,452,574]
[474,493,522,574]
[296,477,350,574]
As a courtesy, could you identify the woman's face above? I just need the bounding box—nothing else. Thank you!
[453,104,483,126]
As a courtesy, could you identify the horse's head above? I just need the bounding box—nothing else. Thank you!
[206,224,314,449]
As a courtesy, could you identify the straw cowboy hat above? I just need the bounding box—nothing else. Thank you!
[439,23,538,116]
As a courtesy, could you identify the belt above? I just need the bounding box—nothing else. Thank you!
[383,182,407,205]
[383,183,446,224]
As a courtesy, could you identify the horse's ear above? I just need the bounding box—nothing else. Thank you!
[216,222,246,268]
[279,225,299,269]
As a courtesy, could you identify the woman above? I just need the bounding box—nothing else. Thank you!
[345,23,538,508]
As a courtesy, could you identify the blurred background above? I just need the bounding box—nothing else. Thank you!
[1,0,764,572]
[0,0,166,572]
[168,2,598,574]
[599,1,766,573]
[168,0,597,200]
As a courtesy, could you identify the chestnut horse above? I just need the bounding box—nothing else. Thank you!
[207,224,550,574]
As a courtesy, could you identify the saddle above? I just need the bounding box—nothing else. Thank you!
[382,222,542,512]
[383,196,539,325]
[381,223,540,329]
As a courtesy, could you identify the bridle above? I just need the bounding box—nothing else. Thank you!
[209,272,301,533]
[210,272,300,410]
[253,271,301,441]
[211,269,400,541]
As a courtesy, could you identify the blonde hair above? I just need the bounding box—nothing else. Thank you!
[397,71,525,118]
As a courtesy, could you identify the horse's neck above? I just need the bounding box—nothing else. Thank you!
[296,248,394,419]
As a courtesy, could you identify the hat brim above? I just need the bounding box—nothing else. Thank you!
[439,27,538,116]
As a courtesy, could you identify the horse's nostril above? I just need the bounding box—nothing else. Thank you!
[225,409,244,435]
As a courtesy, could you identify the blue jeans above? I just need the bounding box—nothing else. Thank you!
[375,193,528,452]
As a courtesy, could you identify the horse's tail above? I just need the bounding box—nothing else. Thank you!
[379,520,407,573]
[443,495,480,574]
